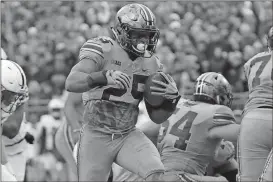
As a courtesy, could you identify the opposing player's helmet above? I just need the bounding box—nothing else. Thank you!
[48,98,64,120]
[111,3,160,58]
[1,60,28,115]
[267,26,273,51]
[193,72,233,107]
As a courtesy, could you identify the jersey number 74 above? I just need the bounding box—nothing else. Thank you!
[160,109,198,151]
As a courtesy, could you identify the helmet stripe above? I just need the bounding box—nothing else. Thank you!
[11,61,26,90]
[138,4,151,25]
[200,72,212,94]
[139,4,154,25]
[145,5,155,25]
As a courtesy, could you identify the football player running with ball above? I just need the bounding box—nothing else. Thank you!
[65,3,180,181]
[237,26,273,182]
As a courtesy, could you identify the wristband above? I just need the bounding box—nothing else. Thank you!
[87,71,108,88]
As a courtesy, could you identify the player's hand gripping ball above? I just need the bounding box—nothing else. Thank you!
[144,72,180,107]
[214,140,235,163]
[105,70,130,90]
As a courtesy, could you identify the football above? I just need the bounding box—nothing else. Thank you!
[144,72,168,107]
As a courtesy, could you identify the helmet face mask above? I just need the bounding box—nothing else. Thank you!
[1,89,24,113]
[113,3,160,58]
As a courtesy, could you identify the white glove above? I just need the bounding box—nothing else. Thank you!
[214,140,235,162]
[105,70,130,90]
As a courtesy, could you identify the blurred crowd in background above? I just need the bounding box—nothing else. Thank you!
[1,1,272,99]
[1,1,272,181]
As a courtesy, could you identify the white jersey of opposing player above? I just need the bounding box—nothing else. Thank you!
[2,112,28,181]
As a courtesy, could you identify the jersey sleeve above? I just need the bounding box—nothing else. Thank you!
[212,106,236,128]
[79,38,108,70]
[244,52,268,81]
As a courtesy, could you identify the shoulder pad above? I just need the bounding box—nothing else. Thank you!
[213,105,236,126]
[94,36,115,53]
[79,36,114,60]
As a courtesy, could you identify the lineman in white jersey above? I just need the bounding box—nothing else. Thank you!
[1,54,29,181]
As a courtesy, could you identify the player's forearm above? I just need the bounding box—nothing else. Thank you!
[65,72,93,93]
[208,124,240,142]
[2,105,24,139]
[66,71,108,93]
[64,105,81,131]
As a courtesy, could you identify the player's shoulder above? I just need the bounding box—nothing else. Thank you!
[244,51,271,79]
[212,105,236,126]
[177,98,198,109]
[244,51,271,67]
[79,36,115,61]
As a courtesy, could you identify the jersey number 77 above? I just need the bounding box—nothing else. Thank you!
[250,58,273,89]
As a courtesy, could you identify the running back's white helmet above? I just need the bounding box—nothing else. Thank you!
[1,59,28,117]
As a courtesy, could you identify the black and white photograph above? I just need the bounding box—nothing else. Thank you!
[1,1,272,182]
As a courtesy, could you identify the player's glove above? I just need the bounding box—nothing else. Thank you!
[24,132,35,144]
[150,72,181,101]
[104,70,130,90]
[214,140,235,162]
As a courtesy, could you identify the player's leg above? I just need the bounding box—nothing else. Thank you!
[74,139,114,182]
[115,128,164,181]
[77,125,114,181]
[259,148,273,182]
[237,109,272,181]
[55,122,77,181]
